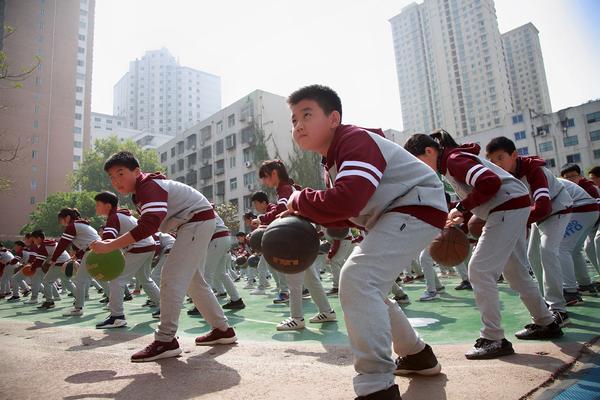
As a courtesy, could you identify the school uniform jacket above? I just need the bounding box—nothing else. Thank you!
[290,124,448,231]
[558,178,598,213]
[212,212,230,241]
[52,220,100,262]
[129,172,215,241]
[258,182,300,225]
[33,240,70,269]
[102,208,156,253]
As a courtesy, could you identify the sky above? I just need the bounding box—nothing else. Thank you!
[91,0,600,131]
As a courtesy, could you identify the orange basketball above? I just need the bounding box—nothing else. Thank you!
[468,216,486,238]
[22,264,34,277]
[429,226,470,267]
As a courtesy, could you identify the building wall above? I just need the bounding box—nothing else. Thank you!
[91,112,172,150]
[0,0,95,239]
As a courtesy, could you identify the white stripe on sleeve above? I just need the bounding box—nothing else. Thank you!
[338,161,383,179]
[335,170,380,188]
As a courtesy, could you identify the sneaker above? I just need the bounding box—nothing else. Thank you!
[325,288,339,296]
[355,384,401,400]
[132,289,141,295]
[195,327,237,346]
[7,296,21,302]
[187,307,200,316]
[415,274,425,281]
[63,307,83,317]
[96,315,127,329]
[394,344,442,376]
[578,284,598,297]
[403,275,415,284]
[97,288,104,294]
[99,296,109,304]
[67,293,74,297]
[250,288,266,295]
[273,292,289,304]
[222,298,245,310]
[216,292,228,298]
[497,274,505,283]
[553,311,571,328]
[243,280,256,289]
[123,293,133,302]
[564,291,584,306]
[302,288,310,299]
[276,317,305,331]
[419,291,440,302]
[22,289,31,297]
[435,286,446,293]
[465,338,514,360]
[152,309,160,319]
[515,321,563,340]
[131,338,182,362]
[186,297,194,303]
[24,298,39,304]
[37,301,55,309]
[142,300,157,308]
[309,310,337,323]
[393,294,411,305]
[455,280,472,290]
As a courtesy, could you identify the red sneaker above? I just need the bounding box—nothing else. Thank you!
[132,289,141,295]
[195,327,237,346]
[131,338,182,362]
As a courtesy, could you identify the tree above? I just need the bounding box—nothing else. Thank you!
[287,142,326,190]
[215,202,239,234]
[70,136,165,208]
[21,191,104,237]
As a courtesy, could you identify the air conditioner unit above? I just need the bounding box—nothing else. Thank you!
[538,130,547,137]
[247,184,256,191]
[245,161,252,168]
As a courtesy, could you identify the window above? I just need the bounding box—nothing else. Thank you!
[225,134,236,149]
[517,147,529,156]
[243,195,252,211]
[74,155,81,162]
[201,145,212,160]
[514,131,526,141]
[200,165,213,179]
[563,136,579,147]
[241,126,255,144]
[170,147,176,157]
[243,148,253,163]
[74,141,82,148]
[32,150,38,159]
[590,130,600,142]
[228,114,235,128]
[563,118,575,128]
[215,159,225,175]
[177,159,184,172]
[202,185,213,200]
[33,120,39,128]
[160,152,168,163]
[538,141,553,152]
[216,181,225,196]
[594,149,600,160]
[229,156,236,169]
[512,114,523,124]
[230,177,238,191]
[586,111,600,124]
[216,121,223,134]
[566,153,581,163]
[243,172,257,187]
[32,135,40,144]
[215,139,224,155]
[30,197,36,205]
[546,158,556,168]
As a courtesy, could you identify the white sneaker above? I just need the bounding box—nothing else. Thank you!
[63,307,83,317]
[419,291,441,301]
[309,310,337,323]
[276,317,305,331]
[24,298,39,304]
[250,288,266,295]
[243,283,255,289]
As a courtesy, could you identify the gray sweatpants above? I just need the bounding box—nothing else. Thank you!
[340,213,437,397]
[9,267,30,296]
[0,264,17,295]
[471,208,554,341]
[155,219,229,342]
[330,240,354,289]
[528,213,571,313]
[419,248,443,293]
[285,257,332,319]
[559,211,597,291]
[42,267,70,301]
[150,251,169,287]
[205,236,241,302]
[110,251,160,317]
[584,225,600,273]
[27,269,45,300]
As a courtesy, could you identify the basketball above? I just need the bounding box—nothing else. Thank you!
[85,250,125,281]
[262,216,320,274]
[319,241,332,255]
[326,227,349,240]
[22,264,34,277]
[247,254,260,268]
[429,226,470,267]
[468,216,486,238]
[235,256,247,266]
[249,226,267,252]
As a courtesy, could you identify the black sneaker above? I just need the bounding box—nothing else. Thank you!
[222,298,245,310]
[273,292,289,304]
[187,307,200,316]
[123,293,133,302]
[216,292,228,298]
[142,299,156,307]
[578,284,598,297]
[465,338,514,360]
[67,293,74,297]
[497,274,505,283]
[393,294,410,305]
[7,295,21,302]
[394,344,442,376]
[455,280,472,290]
[553,311,571,328]
[515,321,563,340]
[22,289,31,297]
[564,291,584,306]
[99,296,109,304]
[151,309,160,319]
[97,288,104,294]
[96,315,127,329]
[325,288,339,296]
[355,384,401,400]
[37,301,55,310]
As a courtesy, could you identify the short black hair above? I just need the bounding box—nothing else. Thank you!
[31,229,45,239]
[94,191,119,208]
[589,166,600,177]
[243,211,256,220]
[404,133,440,157]
[560,163,581,177]
[235,231,246,237]
[14,240,25,247]
[287,84,342,120]
[250,191,269,204]
[486,136,516,155]
[104,151,140,172]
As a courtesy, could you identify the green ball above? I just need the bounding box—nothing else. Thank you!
[84,250,125,281]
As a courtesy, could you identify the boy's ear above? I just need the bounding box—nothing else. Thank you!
[329,110,341,128]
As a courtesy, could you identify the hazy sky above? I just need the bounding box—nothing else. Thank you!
[91,0,600,131]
